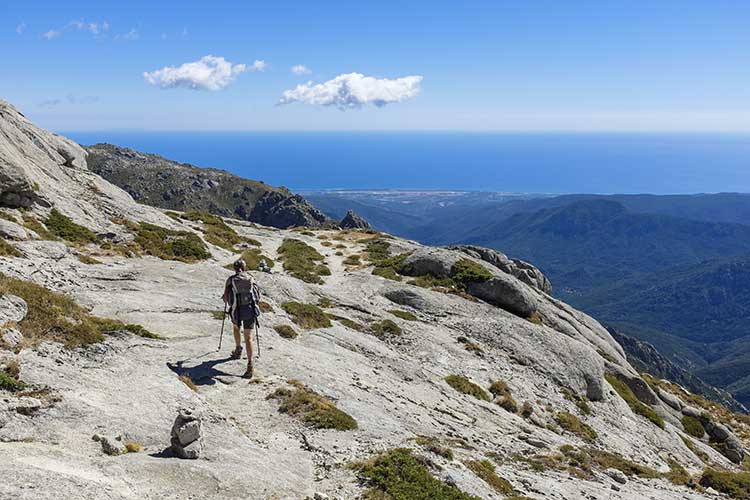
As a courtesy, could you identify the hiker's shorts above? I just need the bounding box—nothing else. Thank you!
[233,317,255,330]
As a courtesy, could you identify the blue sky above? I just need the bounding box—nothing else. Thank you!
[2,0,749,132]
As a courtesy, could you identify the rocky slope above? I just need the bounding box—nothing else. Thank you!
[86,143,330,229]
[2,99,750,500]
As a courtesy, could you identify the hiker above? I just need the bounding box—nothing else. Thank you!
[223,259,261,378]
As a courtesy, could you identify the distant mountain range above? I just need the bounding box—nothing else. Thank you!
[308,190,750,407]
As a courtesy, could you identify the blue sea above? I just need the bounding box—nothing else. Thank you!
[62,132,750,194]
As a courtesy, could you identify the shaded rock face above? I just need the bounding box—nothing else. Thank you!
[87,143,330,229]
[467,275,537,318]
[338,210,371,230]
[249,191,329,229]
[449,245,552,293]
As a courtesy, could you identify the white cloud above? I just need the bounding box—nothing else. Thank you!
[42,19,108,39]
[279,72,423,110]
[291,64,311,75]
[143,55,247,91]
[16,23,25,35]
[115,28,139,41]
[251,60,267,72]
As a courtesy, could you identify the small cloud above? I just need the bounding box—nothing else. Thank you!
[39,99,62,108]
[16,23,25,35]
[115,28,139,41]
[66,93,99,104]
[42,29,61,40]
[251,60,267,72]
[291,64,311,75]
[279,72,423,110]
[143,55,247,91]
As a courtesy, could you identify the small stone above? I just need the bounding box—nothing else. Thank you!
[313,493,329,500]
[100,435,127,456]
[605,468,627,484]
[173,438,201,459]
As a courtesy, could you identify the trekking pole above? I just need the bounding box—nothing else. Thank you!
[218,303,228,352]
[255,319,261,358]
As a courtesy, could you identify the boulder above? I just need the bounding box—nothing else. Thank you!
[0,219,30,240]
[705,422,732,442]
[605,468,628,484]
[722,434,745,464]
[1,328,23,349]
[170,407,202,459]
[0,294,27,328]
[398,248,459,278]
[466,274,537,318]
[99,435,127,456]
[657,388,683,412]
[449,245,552,293]
[338,210,371,230]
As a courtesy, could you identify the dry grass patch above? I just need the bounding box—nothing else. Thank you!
[274,324,297,339]
[388,309,417,321]
[444,375,490,402]
[369,319,402,339]
[699,468,750,498]
[464,459,514,494]
[77,254,102,265]
[267,381,357,430]
[22,215,55,240]
[555,412,597,442]
[124,441,143,453]
[224,248,275,271]
[0,239,21,257]
[178,374,198,391]
[413,435,454,460]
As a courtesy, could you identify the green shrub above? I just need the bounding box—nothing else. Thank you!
[489,380,511,398]
[89,317,163,339]
[605,374,664,429]
[464,459,514,494]
[135,223,210,262]
[274,324,298,339]
[181,211,247,250]
[353,448,480,500]
[282,302,331,329]
[0,370,26,392]
[555,412,598,442]
[413,436,454,460]
[699,469,750,498]
[370,319,402,338]
[267,381,357,430]
[365,238,391,262]
[410,275,456,289]
[0,239,21,257]
[388,309,417,321]
[45,209,98,243]
[278,239,330,284]
[22,215,55,240]
[444,375,490,402]
[450,259,492,289]
[373,265,402,281]
[343,254,361,265]
[333,317,366,332]
[366,239,410,282]
[682,415,705,438]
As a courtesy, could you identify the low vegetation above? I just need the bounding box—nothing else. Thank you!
[555,412,598,442]
[278,238,330,284]
[365,238,410,282]
[0,239,21,257]
[450,259,493,289]
[77,254,102,265]
[664,457,691,486]
[680,435,710,463]
[267,380,357,431]
[332,316,366,332]
[180,211,248,250]
[353,448,480,500]
[561,387,592,415]
[413,435,454,460]
[489,380,518,412]
[388,309,417,321]
[699,468,750,498]
[527,311,544,325]
[134,222,210,262]
[178,374,197,392]
[343,254,361,266]
[369,319,402,338]
[464,459,514,494]
[22,215,54,240]
[273,324,297,339]
[605,374,664,429]
[682,415,705,438]
[45,209,98,244]
[124,441,143,453]
[281,302,331,329]
[0,272,161,347]
[457,336,483,355]
[444,375,490,402]
[0,370,27,392]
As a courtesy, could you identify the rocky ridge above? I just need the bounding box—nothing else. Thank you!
[1,99,749,500]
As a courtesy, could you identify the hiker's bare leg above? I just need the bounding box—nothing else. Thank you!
[232,324,241,349]
[243,328,254,361]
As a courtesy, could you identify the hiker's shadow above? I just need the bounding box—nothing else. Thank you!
[167,356,238,386]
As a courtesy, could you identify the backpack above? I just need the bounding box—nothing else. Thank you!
[230,272,262,320]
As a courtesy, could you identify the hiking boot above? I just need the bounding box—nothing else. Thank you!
[242,362,254,379]
[230,345,242,360]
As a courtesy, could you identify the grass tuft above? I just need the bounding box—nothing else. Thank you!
[90,317,163,339]
[413,436,454,460]
[464,459,514,494]
[682,415,705,438]
[179,374,198,391]
[444,375,490,402]
[555,412,597,442]
[278,239,330,284]
[450,259,493,289]
[224,248,275,271]
[0,239,22,257]
[274,324,298,339]
[281,302,331,330]
[353,448,480,500]
[605,374,664,429]
[267,382,357,430]
[124,441,143,453]
[0,370,27,392]
[370,319,402,338]
[388,309,417,321]
[699,468,750,498]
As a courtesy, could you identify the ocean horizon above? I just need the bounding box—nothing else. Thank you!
[62,131,750,194]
